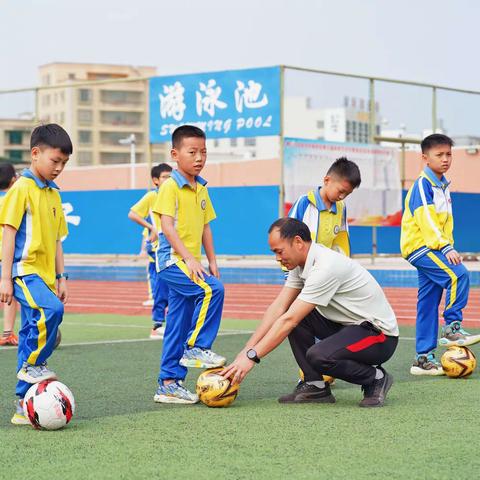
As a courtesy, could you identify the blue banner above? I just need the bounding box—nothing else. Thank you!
[60,186,280,255]
[149,66,281,142]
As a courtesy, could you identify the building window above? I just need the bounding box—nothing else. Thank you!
[78,89,92,104]
[100,131,143,145]
[8,131,23,145]
[78,110,93,125]
[213,139,220,147]
[78,131,92,144]
[100,90,143,105]
[8,150,24,163]
[100,152,144,165]
[42,94,50,107]
[68,73,76,80]
[77,151,93,166]
[230,138,237,147]
[100,111,142,126]
[244,137,256,147]
[317,120,325,129]
[152,153,166,163]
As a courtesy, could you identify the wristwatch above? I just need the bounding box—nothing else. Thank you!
[246,349,260,364]
[56,273,69,280]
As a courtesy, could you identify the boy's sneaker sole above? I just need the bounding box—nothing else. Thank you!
[153,394,199,404]
[11,413,30,425]
[410,365,445,376]
[439,335,480,348]
[16,370,57,384]
[179,358,226,369]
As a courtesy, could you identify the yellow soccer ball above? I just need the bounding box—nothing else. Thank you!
[441,346,477,378]
[299,369,335,386]
[196,368,239,408]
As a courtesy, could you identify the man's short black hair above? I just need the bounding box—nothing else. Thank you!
[151,163,172,179]
[30,124,73,155]
[172,125,206,149]
[421,134,454,154]
[268,217,312,242]
[326,157,361,188]
[0,163,16,190]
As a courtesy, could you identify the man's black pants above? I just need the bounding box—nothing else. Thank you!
[289,310,398,386]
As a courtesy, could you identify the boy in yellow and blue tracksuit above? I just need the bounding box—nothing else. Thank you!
[128,163,172,339]
[401,134,480,376]
[0,124,72,424]
[152,125,225,404]
[287,157,361,386]
[288,157,362,257]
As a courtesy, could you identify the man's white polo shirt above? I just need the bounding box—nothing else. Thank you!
[285,243,399,336]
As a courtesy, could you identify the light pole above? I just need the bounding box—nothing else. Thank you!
[119,133,136,189]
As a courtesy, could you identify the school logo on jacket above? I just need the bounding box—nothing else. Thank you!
[201,199,206,210]
[334,225,340,234]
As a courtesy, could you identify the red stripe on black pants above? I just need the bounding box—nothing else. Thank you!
[287,311,398,386]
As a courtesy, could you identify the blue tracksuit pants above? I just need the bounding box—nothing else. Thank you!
[147,246,169,324]
[157,261,224,382]
[411,250,470,354]
[13,274,64,398]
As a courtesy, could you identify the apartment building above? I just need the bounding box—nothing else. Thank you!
[0,117,35,165]
[38,63,167,166]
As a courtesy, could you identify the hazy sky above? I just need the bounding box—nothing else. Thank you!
[2,0,479,134]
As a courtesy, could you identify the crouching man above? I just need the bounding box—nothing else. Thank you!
[221,218,399,408]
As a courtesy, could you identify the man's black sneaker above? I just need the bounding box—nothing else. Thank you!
[278,381,336,404]
[359,367,393,408]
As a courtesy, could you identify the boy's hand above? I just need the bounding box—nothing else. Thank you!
[57,278,68,304]
[184,257,208,282]
[148,227,158,243]
[209,261,220,279]
[0,278,13,305]
[445,250,462,265]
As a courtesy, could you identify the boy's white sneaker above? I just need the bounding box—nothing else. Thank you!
[179,347,226,369]
[17,362,57,383]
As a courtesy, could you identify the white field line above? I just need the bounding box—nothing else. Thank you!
[0,332,416,352]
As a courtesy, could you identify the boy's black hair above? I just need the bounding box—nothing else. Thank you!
[268,217,312,242]
[172,125,206,149]
[421,134,454,154]
[0,163,16,190]
[30,124,73,155]
[326,157,361,188]
[151,163,172,179]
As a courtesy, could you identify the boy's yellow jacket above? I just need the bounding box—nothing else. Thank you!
[400,167,454,262]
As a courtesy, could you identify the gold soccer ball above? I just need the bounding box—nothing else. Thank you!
[441,346,477,378]
[196,368,239,408]
[299,369,335,386]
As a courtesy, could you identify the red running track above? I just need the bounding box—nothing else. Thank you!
[64,281,480,326]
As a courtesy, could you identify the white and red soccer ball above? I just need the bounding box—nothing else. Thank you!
[23,380,75,430]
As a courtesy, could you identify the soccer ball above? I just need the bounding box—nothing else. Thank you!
[54,329,62,350]
[23,380,75,430]
[441,346,477,378]
[299,369,335,386]
[196,368,239,408]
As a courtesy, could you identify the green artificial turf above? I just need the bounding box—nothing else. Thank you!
[1,314,480,480]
